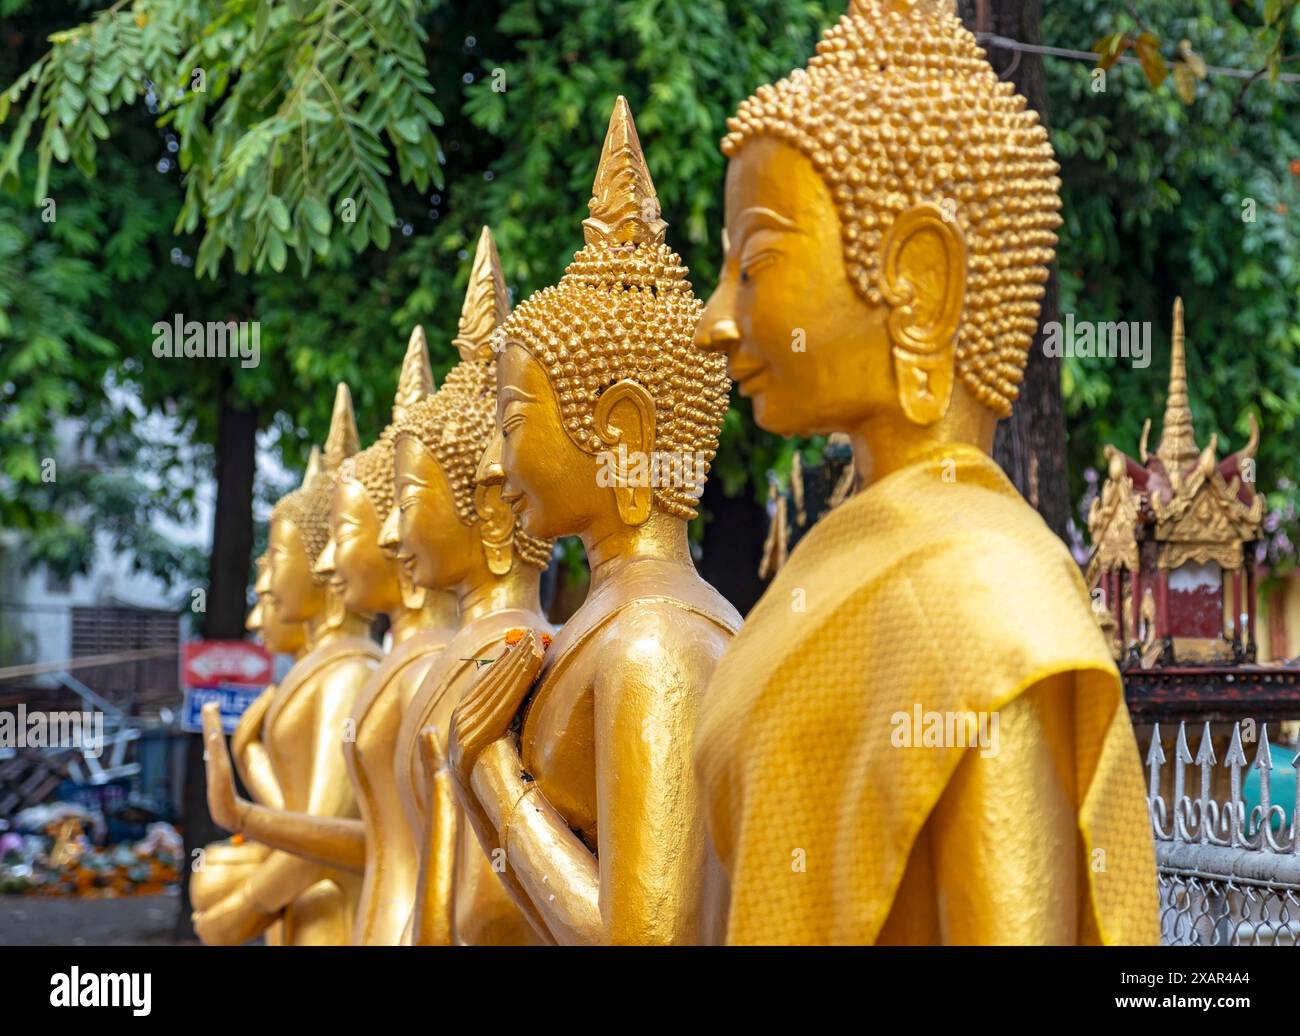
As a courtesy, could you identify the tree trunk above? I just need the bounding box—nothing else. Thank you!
[175,371,258,940]
[959,0,1070,543]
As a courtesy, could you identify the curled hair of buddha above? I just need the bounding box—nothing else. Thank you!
[721,0,1062,417]
[271,383,359,583]
[500,96,730,521]
[392,229,554,571]
[339,431,396,523]
[337,324,438,523]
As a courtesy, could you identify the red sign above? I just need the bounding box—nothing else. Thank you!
[182,640,272,689]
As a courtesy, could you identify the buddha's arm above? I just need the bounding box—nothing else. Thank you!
[412,729,457,945]
[927,675,1081,945]
[203,703,366,871]
[475,642,712,944]
[234,804,366,873]
[231,686,284,810]
[471,743,600,944]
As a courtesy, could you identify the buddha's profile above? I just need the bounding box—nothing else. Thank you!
[191,552,307,944]
[691,0,1158,944]
[233,552,307,812]
[390,226,555,945]
[443,96,740,945]
[201,329,458,945]
[194,385,382,946]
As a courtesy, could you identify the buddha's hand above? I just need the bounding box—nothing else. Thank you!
[192,881,273,946]
[449,630,545,787]
[201,702,243,832]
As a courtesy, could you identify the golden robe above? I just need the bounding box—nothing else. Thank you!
[694,444,1159,945]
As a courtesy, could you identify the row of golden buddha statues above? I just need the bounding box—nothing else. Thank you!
[189,0,1159,945]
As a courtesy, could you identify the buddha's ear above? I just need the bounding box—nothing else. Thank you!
[879,204,967,426]
[594,379,655,527]
[473,483,516,576]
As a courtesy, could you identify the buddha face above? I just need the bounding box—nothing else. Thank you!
[259,593,307,655]
[696,136,894,438]
[393,436,478,590]
[492,343,604,540]
[267,516,327,623]
[245,598,263,636]
[323,476,399,616]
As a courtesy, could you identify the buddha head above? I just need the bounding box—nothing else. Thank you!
[695,0,1061,451]
[373,326,444,612]
[487,97,730,540]
[390,227,553,592]
[250,553,307,656]
[320,327,438,618]
[268,385,359,624]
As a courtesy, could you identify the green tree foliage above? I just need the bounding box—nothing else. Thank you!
[0,0,1297,599]
[1045,0,1299,561]
[1,0,444,275]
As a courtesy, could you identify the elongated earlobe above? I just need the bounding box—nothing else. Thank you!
[880,204,967,426]
[474,483,516,575]
[594,379,655,526]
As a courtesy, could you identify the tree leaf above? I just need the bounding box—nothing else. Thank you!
[1093,32,1129,72]
[301,196,331,235]
[268,196,290,232]
[266,229,287,272]
[1134,34,1168,87]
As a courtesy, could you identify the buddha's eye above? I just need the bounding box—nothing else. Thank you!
[740,248,779,284]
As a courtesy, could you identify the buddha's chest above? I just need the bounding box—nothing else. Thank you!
[350,653,433,776]
[266,681,318,809]
[521,657,599,848]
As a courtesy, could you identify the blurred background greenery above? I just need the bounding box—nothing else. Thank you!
[0,0,1297,627]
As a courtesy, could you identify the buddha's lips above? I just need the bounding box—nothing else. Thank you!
[732,364,768,395]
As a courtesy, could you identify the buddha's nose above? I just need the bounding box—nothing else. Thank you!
[378,506,400,553]
[476,432,505,486]
[314,538,337,577]
[695,316,740,352]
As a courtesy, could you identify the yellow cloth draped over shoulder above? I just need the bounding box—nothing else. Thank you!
[695,443,1159,945]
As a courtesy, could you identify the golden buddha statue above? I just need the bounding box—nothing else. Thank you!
[194,384,382,946]
[232,552,308,810]
[390,225,555,945]
[228,450,321,823]
[201,328,459,945]
[442,97,741,945]
[190,552,307,942]
[689,0,1158,944]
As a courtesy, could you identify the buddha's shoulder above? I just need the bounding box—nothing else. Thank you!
[786,488,1099,638]
[605,578,739,632]
[890,511,1108,660]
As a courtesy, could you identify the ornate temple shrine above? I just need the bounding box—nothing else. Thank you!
[1086,298,1264,670]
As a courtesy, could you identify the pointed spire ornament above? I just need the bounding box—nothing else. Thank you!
[1156,297,1199,472]
[453,226,510,362]
[302,444,323,487]
[393,325,436,424]
[323,382,360,473]
[869,0,959,15]
[582,96,667,247]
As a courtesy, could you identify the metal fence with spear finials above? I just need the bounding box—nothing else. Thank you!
[1149,720,1300,945]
